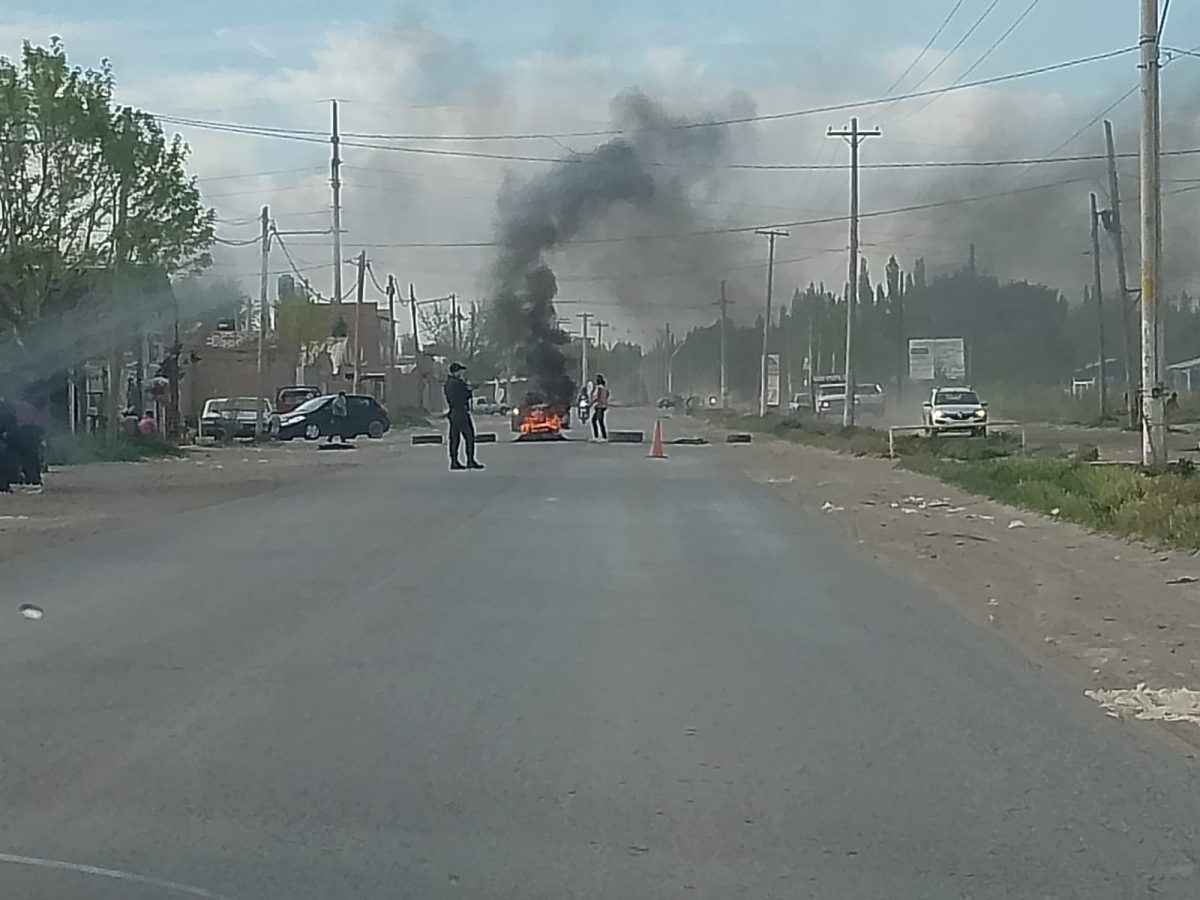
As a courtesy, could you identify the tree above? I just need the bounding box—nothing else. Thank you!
[276,275,338,367]
[0,39,213,337]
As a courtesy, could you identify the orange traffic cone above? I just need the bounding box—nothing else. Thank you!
[649,419,668,459]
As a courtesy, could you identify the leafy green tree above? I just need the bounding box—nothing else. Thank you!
[0,39,213,335]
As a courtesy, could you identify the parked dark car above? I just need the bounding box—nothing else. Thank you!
[277,394,391,441]
[276,385,320,414]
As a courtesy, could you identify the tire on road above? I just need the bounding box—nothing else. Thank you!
[303,423,321,441]
[367,420,385,439]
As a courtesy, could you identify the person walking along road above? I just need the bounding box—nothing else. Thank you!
[444,363,484,471]
[329,391,349,444]
[591,374,610,442]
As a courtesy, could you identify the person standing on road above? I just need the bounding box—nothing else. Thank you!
[329,391,349,444]
[591,374,610,442]
[444,363,484,471]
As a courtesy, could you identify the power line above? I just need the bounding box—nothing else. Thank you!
[214,234,263,246]
[883,0,968,95]
[890,0,1044,126]
[276,174,1092,250]
[196,166,322,183]
[153,45,1136,144]
[364,260,388,295]
[884,0,1005,105]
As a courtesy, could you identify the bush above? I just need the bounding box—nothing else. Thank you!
[45,432,183,465]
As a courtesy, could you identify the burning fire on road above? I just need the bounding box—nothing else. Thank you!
[512,394,569,441]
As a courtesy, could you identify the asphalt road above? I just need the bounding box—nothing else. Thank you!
[3,409,1200,899]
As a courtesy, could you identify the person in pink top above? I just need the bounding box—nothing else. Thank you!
[137,410,158,437]
[590,374,610,441]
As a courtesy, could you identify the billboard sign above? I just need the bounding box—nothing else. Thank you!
[766,354,781,407]
[908,338,966,382]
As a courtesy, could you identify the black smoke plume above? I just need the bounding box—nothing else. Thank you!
[490,90,751,406]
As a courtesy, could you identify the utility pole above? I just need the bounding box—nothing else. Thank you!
[450,292,459,353]
[594,321,607,350]
[1104,119,1137,428]
[1139,0,1165,468]
[714,280,732,408]
[755,228,789,416]
[352,250,366,393]
[331,100,344,307]
[386,275,398,368]
[828,117,882,427]
[408,283,421,353]
[1090,193,1108,419]
[256,205,271,437]
[664,322,673,396]
[577,312,592,388]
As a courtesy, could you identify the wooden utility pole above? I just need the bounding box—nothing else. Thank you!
[450,292,459,353]
[577,312,592,388]
[408,283,421,353]
[386,275,398,367]
[755,228,788,416]
[664,322,673,395]
[331,101,344,307]
[1103,119,1137,427]
[828,117,882,426]
[1139,0,1165,468]
[1090,193,1108,419]
[256,205,271,437]
[352,250,366,392]
[714,280,732,408]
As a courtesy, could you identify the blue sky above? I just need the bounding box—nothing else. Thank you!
[10,2,1200,321]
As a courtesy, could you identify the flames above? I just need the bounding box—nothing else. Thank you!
[519,404,562,434]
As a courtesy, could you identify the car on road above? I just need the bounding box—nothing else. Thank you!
[788,392,812,413]
[199,397,280,442]
[855,383,886,418]
[276,385,320,414]
[472,397,506,415]
[657,394,684,409]
[277,394,391,441]
[922,386,989,436]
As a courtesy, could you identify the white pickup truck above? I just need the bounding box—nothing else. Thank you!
[811,382,885,420]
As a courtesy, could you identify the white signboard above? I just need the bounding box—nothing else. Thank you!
[908,338,966,382]
[766,354,781,407]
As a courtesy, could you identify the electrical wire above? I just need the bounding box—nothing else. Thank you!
[270,229,322,297]
[887,0,1044,125]
[153,45,1137,143]
[882,0,968,95]
[214,234,263,247]
[878,0,1005,111]
[276,174,1092,250]
[364,260,389,295]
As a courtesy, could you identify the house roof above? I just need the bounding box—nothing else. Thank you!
[1167,356,1200,371]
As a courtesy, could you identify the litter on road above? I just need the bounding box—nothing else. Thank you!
[1086,685,1200,725]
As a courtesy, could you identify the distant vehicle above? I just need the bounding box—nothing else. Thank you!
[922,387,988,436]
[657,394,683,409]
[472,396,505,415]
[788,392,812,413]
[199,397,279,442]
[813,382,854,418]
[276,386,320,414]
[855,383,886,418]
[277,394,391,441]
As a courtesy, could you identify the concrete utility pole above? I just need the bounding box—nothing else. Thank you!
[1139,0,1165,468]
[828,117,882,427]
[714,280,732,408]
[755,228,788,416]
[1104,119,1137,428]
[352,250,366,393]
[256,205,271,438]
[664,322,673,395]
[1090,193,1108,419]
[386,275,398,367]
[331,101,344,307]
[577,312,592,388]
[408,283,421,353]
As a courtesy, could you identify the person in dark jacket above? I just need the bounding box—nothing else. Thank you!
[444,363,483,470]
[0,401,18,492]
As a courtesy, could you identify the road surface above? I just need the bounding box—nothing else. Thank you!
[2,409,1199,899]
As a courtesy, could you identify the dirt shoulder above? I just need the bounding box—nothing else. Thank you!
[0,435,407,562]
[687,419,1200,745]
